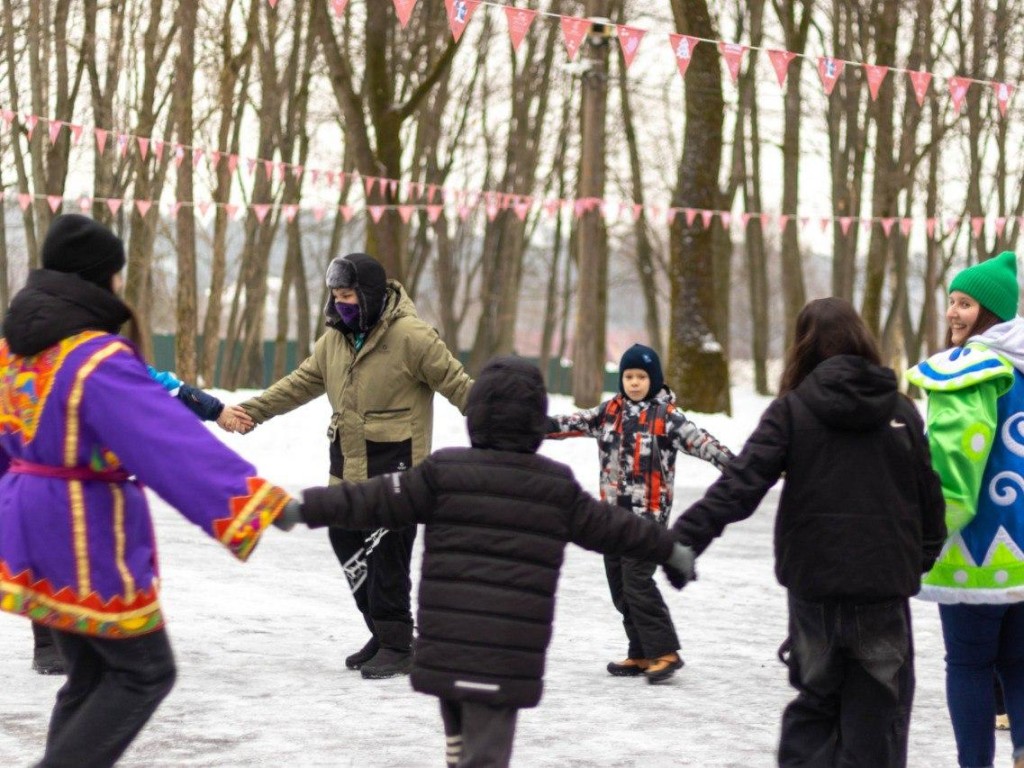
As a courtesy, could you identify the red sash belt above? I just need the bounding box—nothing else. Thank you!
[9,458,132,483]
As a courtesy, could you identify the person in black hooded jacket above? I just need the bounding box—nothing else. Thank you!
[670,298,946,768]
[273,356,696,768]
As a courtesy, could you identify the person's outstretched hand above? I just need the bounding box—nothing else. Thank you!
[663,543,696,590]
[273,499,303,532]
[216,405,255,434]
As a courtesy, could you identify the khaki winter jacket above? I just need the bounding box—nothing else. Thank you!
[240,280,472,482]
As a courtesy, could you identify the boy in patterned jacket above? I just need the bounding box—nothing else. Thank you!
[545,343,733,682]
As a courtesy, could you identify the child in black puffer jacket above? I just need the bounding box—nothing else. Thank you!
[274,356,695,768]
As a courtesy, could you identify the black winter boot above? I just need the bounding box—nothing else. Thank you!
[360,621,413,680]
[31,622,66,675]
[345,636,380,670]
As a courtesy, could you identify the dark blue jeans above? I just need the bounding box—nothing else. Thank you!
[37,628,177,768]
[939,602,1024,768]
[778,594,914,768]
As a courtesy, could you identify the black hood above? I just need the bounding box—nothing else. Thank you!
[465,356,548,453]
[793,354,899,431]
[2,269,132,356]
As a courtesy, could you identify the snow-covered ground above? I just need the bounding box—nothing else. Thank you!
[0,385,1014,767]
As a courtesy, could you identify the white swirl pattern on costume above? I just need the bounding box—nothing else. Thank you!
[989,471,1024,505]
[1001,413,1024,458]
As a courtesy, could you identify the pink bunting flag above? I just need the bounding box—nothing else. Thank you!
[78,196,92,213]
[135,200,152,217]
[426,205,444,223]
[445,0,480,43]
[995,217,1008,237]
[388,179,399,196]
[617,26,645,70]
[864,64,888,101]
[244,156,257,175]
[228,154,239,174]
[283,204,298,223]
[948,76,970,114]
[368,205,386,223]
[486,203,500,221]
[106,198,123,215]
[17,193,32,211]
[137,137,149,160]
[47,195,63,213]
[69,124,83,143]
[505,7,536,53]
[718,42,747,84]
[94,128,108,154]
[926,218,936,239]
[153,140,165,162]
[24,114,38,138]
[292,164,304,179]
[817,57,845,96]
[631,204,644,222]
[263,159,274,179]
[899,218,913,236]
[0,109,14,125]
[993,82,1015,117]
[340,205,356,221]
[666,208,679,225]
[326,170,337,188]
[392,0,418,28]
[800,216,811,230]
[767,49,797,88]
[363,176,378,197]
[459,205,473,221]
[175,145,187,167]
[332,0,349,17]
[47,120,63,145]
[719,211,731,229]
[191,148,204,169]
[908,70,932,106]
[225,203,240,220]
[561,16,589,61]
[684,208,697,226]
[197,201,212,218]
[820,217,831,232]
[759,213,771,229]
[971,216,984,237]
[398,205,415,223]
[267,0,277,7]
[514,201,531,221]
[669,34,699,79]
[252,203,271,223]
[117,134,130,157]
[700,209,713,228]
[880,218,895,236]
[778,214,790,231]
[427,183,439,203]
[945,217,960,235]
[840,217,853,235]
[740,212,753,228]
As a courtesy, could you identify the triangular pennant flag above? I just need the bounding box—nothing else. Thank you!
[684,208,697,226]
[993,82,1015,117]
[505,7,536,53]
[69,124,83,143]
[632,204,644,222]
[209,150,222,169]
[245,156,258,175]
[459,205,473,221]
[427,183,439,203]
[514,201,531,221]
[332,0,349,17]
[225,203,240,220]
[899,218,913,236]
[561,16,590,61]
[949,76,970,114]
[197,201,212,218]
[926,218,937,238]
[106,198,123,215]
[817,57,845,96]
[24,114,38,138]
[47,195,63,213]
[175,145,187,167]
[946,216,960,235]
[191,148,204,169]
[700,209,713,228]
[263,159,274,179]
[617,26,645,70]
[840,217,853,235]
[153,140,165,162]
[759,213,771,229]
[0,109,14,125]
[880,218,895,236]
[669,34,699,79]
[252,203,272,223]
[368,205,386,223]
[95,128,108,154]
[137,137,149,160]
[860,218,873,232]
[820,217,831,232]
[864,64,889,101]
[971,216,984,237]
[135,200,152,217]
[779,214,790,231]
[666,208,679,225]
[719,211,731,229]
[117,133,130,156]
[741,212,753,228]
[47,120,63,145]
[718,42,747,84]
[276,162,287,181]
[426,205,444,223]
[800,216,811,230]
[767,49,797,88]
[445,0,480,43]
[283,204,299,222]
[398,205,415,223]
[392,0,418,28]
[388,179,399,196]
[486,203,500,221]
[996,217,1008,237]
[228,154,239,174]
[267,0,277,7]
[292,164,304,179]
[17,193,32,211]
[363,176,377,197]
[908,70,932,106]
[166,202,179,220]
[78,196,92,213]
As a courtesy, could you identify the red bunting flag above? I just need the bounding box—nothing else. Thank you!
[392,0,417,28]
[444,0,480,43]
[513,200,531,221]
[560,16,590,61]
[617,26,645,70]
[993,82,1015,117]
[48,120,63,145]
[899,218,913,236]
[252,203,271,223]
[292,164,304,179]
[209,150,221,169]
[267,0,277,8]
[17,193,31,211]
[106,198,123,215]
[718,42,747,84]
[926,218,937,238]
[669,34,699,79]
[388,178,399,196]
[486,202,501,221]
[69,124,83,143]
[426,205,444,223]
[47,195,62,213]
[245,156,257,175]
[505,7,536,53]
[135,200,152,217]
[767,49,797,87]
[949,76,971,114]
[840,217,853,235]
[95,128,108,154]
[331,0,349,16]
[908,70,932,106]
[817,57,845,95]
[864,64,888,101]
[368,205,386,223]
[325,170,337,188]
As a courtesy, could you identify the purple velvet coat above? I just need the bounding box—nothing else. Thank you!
[0,330,289,638]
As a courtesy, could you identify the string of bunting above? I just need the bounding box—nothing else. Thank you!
[314,0,1019,116]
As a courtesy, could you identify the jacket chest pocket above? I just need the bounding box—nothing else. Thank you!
[364,409,413,477]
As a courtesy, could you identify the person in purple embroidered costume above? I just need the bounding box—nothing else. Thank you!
[0,214,292,768]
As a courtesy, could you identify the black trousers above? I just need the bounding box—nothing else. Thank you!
[36,628,177,768]
[329,524,417,644]
[440,698,518,768]
[604,554,679,659]
[777,593,914,768]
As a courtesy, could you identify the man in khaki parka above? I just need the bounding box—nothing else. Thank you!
[239,253,473,679]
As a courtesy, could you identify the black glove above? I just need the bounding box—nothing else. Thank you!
[662,543,696,590]
[273,499,303,532]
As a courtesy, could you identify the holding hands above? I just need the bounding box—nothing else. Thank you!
[663,542,696,590]
[216,405,255,434]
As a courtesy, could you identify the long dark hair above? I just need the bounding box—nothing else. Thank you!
[778,297,882,395]
[943,304,1003,349]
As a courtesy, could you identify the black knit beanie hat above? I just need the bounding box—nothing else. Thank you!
[618,343,664,399]
[325,252,388,332]
[41,214,126,291]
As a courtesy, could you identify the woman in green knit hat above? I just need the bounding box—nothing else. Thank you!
[907,250,1024,768]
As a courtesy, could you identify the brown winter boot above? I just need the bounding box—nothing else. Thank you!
[644,652,684,684]
[607,658,651,677]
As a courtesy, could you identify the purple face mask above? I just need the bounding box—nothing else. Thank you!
[335,301,361,328]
